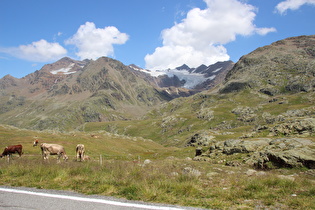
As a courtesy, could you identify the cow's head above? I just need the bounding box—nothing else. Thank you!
[33,139,39,147]
[0,146,8,158]
[63,155,69,161]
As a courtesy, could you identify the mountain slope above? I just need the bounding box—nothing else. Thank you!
[220,35,315,94]
[0,57,171,130]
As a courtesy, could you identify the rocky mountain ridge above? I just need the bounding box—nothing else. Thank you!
[0,57,173,130]
[220,35,315,95]
[0,52,232,130]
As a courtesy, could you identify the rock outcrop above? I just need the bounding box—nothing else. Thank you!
[194,138,315,169]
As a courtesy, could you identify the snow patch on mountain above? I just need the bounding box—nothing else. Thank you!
[130,65,207,89]
[213,67,222,73]
[50,64,77,75]
[164,69,207,89]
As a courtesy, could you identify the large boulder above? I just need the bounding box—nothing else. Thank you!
[187,131,216,147]
[253,138,315,169]
[222,139,270,155]
[262,148,315,169]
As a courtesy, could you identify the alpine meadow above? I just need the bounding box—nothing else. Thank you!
[0,35,315,209]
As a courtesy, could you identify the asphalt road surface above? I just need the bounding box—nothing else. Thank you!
[0,186,205,210]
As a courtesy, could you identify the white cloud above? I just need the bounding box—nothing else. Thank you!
[0,39,67,62]
[65,22,129,60]
[145,0,276,70]
[255,27,277,35]
[276,0,315,14]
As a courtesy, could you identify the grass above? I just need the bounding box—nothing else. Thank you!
[1,157,314,209]
[0,125,314,209]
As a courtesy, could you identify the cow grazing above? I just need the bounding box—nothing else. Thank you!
[76,144,85,161]
[33,140,68,162]
[83,155,90,161]
[0,145,23,159]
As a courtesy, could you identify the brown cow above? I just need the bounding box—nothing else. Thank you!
[76,144,85,161]
[33,140,68,162]
[0,145,23,159]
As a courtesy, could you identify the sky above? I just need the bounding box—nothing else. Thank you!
[0,0,315,79]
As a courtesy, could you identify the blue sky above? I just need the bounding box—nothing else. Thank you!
[0,0,315,78]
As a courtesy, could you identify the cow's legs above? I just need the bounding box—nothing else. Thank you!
[80,152,83,161]
[43,152,49,160]
[81,151,85,161]
[56,153,61,163]
[62,153,68,161]
[7,155,11,163]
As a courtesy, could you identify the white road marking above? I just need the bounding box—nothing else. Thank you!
[0,187,183,210]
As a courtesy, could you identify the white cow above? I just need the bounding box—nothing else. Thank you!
[33,140,68,162]
[76,144,85,161]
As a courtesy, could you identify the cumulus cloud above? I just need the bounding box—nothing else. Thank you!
[276,0,315,14]
[145,0,276,70]
[65,22,129,60]
[0,39,67,62]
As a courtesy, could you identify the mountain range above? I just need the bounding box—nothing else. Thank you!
[0,35,314,145]
[0,54,232,130]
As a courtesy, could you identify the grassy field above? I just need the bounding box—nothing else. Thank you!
[0,125,314,209]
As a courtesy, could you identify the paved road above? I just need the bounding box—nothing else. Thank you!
[0,186,205,210]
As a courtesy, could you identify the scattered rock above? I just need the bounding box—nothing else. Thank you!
[206,172,219,177]
[143,159,152,166]
[171,172,179,177]
[246,169,257,176]
[256,171,267,176]
[232,106,257,122]
[277,175,295,181]
[183,167,201,177]
[187,132,216,147]
[225,161,241,167]
[269,118,315,136]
